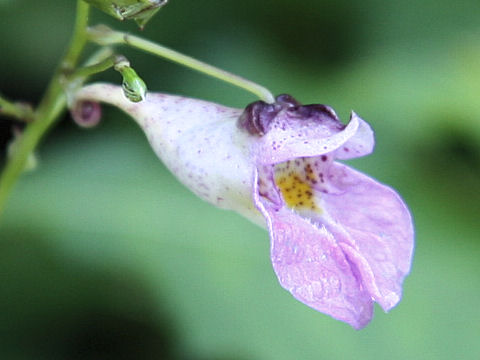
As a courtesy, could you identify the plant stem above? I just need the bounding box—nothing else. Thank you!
[0,1,91,218]
[88,26,275,103]
[70,54,122,81]
[62,1,91,72]
[70,54,148,102]
[0,94,34,122]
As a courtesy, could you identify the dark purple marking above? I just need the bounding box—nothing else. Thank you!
[275,94,301,108]
[238,94,345,136]
[237,100,280,135]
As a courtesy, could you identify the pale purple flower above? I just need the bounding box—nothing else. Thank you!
[74,84,414,329]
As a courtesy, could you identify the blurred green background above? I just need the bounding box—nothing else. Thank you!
[1,0,480,359]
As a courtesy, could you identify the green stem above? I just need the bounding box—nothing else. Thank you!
[88,26,275,103]
[70,54,148,102]
[83,47,114,67]
[0,1,90,218]
[62,1,91,72]
[70,54,122,80]
[0,94,34,122]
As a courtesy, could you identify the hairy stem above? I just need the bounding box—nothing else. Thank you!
[0,1,91,218]
[88,26,275,103]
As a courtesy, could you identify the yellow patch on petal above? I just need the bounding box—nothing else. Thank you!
[274,162,321,213]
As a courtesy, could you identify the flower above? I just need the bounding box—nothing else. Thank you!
[74,84,414,329]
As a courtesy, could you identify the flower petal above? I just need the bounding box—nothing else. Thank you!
[334,112,375,159]
[322,162,414,311]
[253,169,374,329]
[254,108,360,165]
[75,84,264,224]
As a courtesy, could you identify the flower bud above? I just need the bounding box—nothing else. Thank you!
[71,100,102,128]
[84,0,168,28]
[114,61,147,102]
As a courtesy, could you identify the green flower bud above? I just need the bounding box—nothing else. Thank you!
[84,0,168,28]
[114,60,147,102]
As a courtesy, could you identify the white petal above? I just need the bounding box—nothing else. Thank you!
[75,84,263,224]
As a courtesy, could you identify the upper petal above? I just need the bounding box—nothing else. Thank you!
[253,169,374,329]
[253,108,363,165]
[334,112,375,160]
[322,162,415,311]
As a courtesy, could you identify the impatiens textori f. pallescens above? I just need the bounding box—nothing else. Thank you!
[74,83,414,329]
